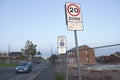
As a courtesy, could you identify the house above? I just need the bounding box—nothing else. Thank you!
[114,52,120,58]
[109,52,120,62]
[0,53,8,61]
[68,45,96,65]
[9,52,22,56]
[9,52,23,60]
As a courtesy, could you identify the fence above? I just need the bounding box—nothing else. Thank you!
[54,43,120,80]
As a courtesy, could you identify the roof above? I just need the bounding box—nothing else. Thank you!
[114,52,120,56]
[9,52,23,56]
[67,45,91,52]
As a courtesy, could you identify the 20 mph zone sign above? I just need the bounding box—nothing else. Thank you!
[65,2,83,31]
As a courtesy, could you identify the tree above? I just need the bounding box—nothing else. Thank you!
[21,40,37,56]
[37,51,42,55]
[19,54,26,60]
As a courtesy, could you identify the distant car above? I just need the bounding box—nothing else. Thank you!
[16,62,32,73]
[36,60,41,64]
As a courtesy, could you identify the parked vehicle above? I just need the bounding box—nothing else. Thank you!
[16,62,32,73]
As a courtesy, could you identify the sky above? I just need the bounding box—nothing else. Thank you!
[0,0,120,58]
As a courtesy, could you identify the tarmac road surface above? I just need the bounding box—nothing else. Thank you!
[0,63,46,80]
[33,63,56,80]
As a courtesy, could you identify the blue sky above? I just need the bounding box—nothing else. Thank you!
[0,0,120,58]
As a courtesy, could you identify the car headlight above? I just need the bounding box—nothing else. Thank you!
[24,68,28,70]
[16,67,18,70]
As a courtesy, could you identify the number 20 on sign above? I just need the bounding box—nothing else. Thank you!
[67,4,80,16]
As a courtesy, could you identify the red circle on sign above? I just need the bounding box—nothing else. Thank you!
[67,4,80,16]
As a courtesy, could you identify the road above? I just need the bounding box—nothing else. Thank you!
[34,63,56,80]
[0,63,47,80]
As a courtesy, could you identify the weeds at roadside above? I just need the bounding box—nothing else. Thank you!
[55,72,64,80]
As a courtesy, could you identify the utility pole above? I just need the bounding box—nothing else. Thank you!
[51,44,52,63]
[46,42,53,63]
[8,44,10,63]
[8,44,10,54]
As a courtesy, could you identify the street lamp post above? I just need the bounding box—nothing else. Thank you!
[46,42,53,63]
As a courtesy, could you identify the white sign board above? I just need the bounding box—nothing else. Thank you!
[57,36,66,54]
[65,2,83,31]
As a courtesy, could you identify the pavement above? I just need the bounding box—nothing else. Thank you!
[33,63,56,80]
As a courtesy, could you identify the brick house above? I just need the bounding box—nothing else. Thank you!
[9,52,22,58]
[68,45,96,65]
[8,52,27,61]
[0,53,8,62]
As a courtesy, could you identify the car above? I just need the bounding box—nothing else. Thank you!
[35,60,41,64]
[16,62,32,73]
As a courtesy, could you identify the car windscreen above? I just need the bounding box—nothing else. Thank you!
[19,63,28,66]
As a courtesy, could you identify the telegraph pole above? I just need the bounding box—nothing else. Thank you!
[51,44,52,63]
[8,44,10,63]
[8,44,10,54]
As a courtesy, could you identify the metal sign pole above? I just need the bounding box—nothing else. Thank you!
[65,2,83,80]
[74,30,81,80]
[66,51,69,80]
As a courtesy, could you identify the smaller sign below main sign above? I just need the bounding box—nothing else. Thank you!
[67,22,83,31]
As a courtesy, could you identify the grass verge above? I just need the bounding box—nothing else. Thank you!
[0,63,18,67]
